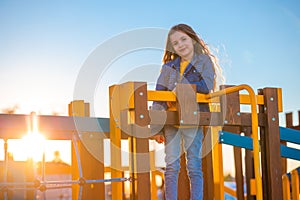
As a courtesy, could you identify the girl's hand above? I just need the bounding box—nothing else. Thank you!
[152,135,165,144]
[167,88,177,108]
[167,101,176,108]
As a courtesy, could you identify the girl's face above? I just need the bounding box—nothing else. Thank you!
[170,31,195,61]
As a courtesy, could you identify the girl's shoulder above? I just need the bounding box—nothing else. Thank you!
[193,53,213,67]
[163,57,180,68]
[194,53,211,63]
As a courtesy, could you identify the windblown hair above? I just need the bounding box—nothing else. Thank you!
[162,24,223,91]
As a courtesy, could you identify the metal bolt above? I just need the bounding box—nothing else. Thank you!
[270,97,274,101]
[140,114,144,119]
[193,111,197,115]
[272,117,276,121]
[180,120,184,124]
[264,107,267,111]
[139,92,143,96]
[220,139,224,142]
[237,112,241,116]
[224,120,228,124]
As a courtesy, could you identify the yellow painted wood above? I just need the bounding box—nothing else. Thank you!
[282,174,290,200]
[277,88,283,112]
[69,100,85,200]
[128,136,138,198]
[224,185,238,198]
[150,151,158,200]
[211,126,224,200]
[148,90,177,102]
[119,81,135,110]
[147,87,283,112]
[291,169,299,200]
[205,85,263,200]
[109,85,124,200]
[250,179,256,195]
[69,100,85,116]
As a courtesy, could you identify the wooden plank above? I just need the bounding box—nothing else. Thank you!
[69,100,105,200]
[243,127,256,200]
[291,169,299,200]
[0,111,267,140]
[220,85,241,125]
[233,145,245,200]
[109,85,124,200]
[280,145,300,160]
[148,88,283,112]
[132,82,151,200]
[219,131,253,150]
[223,126,244,200]
[203,127,214,200]
[175,83,198,125]
[282,174,290,200]
[220,85,243,200]
[285,112,293,128]
[258,88,283,200]
[148,111,266,127]
[279,127,300,144]
[178,154,190,200]
[211,127,224,200]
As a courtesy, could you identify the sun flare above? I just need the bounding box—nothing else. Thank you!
[22,131,46,161]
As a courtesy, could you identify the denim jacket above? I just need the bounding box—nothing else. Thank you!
[152,53,215,112]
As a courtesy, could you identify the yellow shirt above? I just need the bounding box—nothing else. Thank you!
[169,60,198,128]
[168,60,190,111]
[180,60,189,78]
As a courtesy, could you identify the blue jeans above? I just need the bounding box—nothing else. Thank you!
[164,126,203,200]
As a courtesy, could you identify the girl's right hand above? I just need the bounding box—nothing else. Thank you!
[153,135,165,144]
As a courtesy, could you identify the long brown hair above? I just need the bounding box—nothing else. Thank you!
[162,24,223,91]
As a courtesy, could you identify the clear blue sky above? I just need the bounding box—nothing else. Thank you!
[1,0,300,126]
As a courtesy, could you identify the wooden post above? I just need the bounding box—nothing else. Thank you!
[202,127,214,200]
[178,154,190,200]
[220,85,244,200]
[25,158,34,200]
[131,82,151,200]
[69,100,105,200]
[109,85,124,200]
[116,82,151,200]
[175,83,198,199]
[258,88,283,200]
[243,127,256,200]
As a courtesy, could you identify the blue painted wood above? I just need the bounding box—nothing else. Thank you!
[279,126,300,145]
[280,145,300,160]
[219,131,253,150]
[219,130,300,161]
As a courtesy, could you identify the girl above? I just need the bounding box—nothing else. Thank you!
[151,24,221,200]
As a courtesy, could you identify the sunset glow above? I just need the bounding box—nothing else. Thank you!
[22,131,46,161]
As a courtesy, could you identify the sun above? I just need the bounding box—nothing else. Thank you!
[22,131,46,161]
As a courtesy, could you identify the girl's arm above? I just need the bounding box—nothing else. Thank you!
[190,56,215,94]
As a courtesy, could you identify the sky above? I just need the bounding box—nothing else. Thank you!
[0,1,300,172]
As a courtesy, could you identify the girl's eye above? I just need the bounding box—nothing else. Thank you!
[172,42,178,46]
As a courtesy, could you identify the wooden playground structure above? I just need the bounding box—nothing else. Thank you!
[0,81,300,200]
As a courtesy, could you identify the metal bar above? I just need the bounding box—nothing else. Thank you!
[204,84,263,200]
